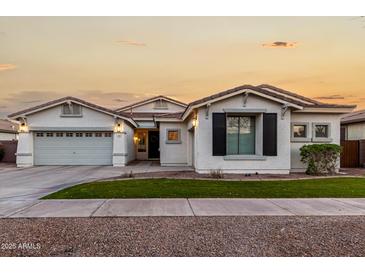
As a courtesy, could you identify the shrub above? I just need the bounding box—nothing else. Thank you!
[210,169,224,179]
[0,147,4,162]
[300,144,341,175]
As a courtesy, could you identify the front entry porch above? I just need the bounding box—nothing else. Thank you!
[134,129,160,161]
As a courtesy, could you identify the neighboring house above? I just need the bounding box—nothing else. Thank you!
[341,110,365,141]
[340,110,365,168]
[8,84,355,173]
[0,119,18,140]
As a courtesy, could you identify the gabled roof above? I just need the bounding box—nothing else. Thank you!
[8,96,138,127]
[341,109,365,125]
[0,119,18,133]
[115,95,187,112]
[181,84,356,120]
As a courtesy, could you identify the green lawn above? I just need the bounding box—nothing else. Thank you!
[42,177,365,199]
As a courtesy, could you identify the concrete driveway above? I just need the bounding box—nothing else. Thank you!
[0,165,192,217]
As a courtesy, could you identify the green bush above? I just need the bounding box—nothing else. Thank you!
[300,144,341,175]
[0,147,4,162]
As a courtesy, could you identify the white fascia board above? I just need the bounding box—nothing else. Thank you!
[11,99,138,127]
[182,88,302,120]
[294,107,355,114]
[154,118,184,122]
[117,97,187,112]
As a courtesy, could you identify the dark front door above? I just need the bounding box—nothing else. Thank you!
[148,131,160,159]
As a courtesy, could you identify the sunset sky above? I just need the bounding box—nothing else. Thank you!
[1,16,365,117]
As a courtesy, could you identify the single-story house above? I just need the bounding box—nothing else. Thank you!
[341,109,365,141]
[8,84,355,173]
[0,119,18,141]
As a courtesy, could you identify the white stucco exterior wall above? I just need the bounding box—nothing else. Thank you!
[193,94,291,174]
[15,104,134,167]
[125,124,136,164]
[159,122,188,166]
[16,132,34,167]
[26,105,116,129]
[290,112,342,172]
[346,122,365,140]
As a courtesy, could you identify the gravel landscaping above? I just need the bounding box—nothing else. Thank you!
[1,216,364,256]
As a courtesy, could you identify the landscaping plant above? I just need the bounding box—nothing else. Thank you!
[300,144,341,175]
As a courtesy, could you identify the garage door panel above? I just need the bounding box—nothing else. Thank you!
[34,132,113,165]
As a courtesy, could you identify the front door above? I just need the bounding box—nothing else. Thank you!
[148,131,160,159]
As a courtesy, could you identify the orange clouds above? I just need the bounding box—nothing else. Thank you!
[262,41,298,48]
[0,64,16,71]
[116,39,146,46]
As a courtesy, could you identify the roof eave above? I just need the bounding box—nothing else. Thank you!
[294,106,356,114]
[182,88,303,120]
[8,97,138,128]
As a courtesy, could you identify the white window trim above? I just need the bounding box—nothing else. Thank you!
[224,155,267,161]
[291,122,311,142]
[312,123,333,143]
[225,113,262,157]
[166,128,182,144]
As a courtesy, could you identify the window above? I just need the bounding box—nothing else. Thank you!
[291,122,310,142]
[314,124,329,138]
[66,132,73,137]
[85,132,93,137]
[56,132,63,137]
[36,132,44,137]
[154,99,168,109]
[293,125,307,138]
[75,132,83,137]
[166,129,181,144]
[95,132,102,137]
[137,131,147,152]
[227,116,255,155]
[312,123,332,142]
[46,132,53,137]
[61,103,82,116]
[104,132,112,137]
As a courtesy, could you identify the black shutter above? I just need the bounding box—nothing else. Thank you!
[212,113,226,156]
[263,113,277,156]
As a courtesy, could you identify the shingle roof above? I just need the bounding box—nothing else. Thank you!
[187,84,356,109]
[341,109,365,124]
[0,119,18,133]
[9,96,126,118]
[115,95,187,112]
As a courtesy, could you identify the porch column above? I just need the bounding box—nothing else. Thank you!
[112,131,128,166]
[16,132,34,167]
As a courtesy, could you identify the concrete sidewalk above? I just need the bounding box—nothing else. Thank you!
[3,198,365,218]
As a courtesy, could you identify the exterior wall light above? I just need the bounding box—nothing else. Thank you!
[114,122,123,133]
[192,117,198,127]
[133,136,140,143]
[19,122,29,133]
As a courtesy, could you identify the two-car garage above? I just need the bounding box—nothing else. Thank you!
[33,131,113,165]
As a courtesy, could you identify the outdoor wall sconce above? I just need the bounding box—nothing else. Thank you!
[192,116,198,128]
[114,122,123,133]
[19,118,28,133]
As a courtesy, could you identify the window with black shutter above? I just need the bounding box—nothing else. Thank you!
[263,113,277,156]
[212,113,226,156]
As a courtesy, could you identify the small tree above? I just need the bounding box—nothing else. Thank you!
[300,144,341,175]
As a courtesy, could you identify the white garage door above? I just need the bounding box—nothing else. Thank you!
[34,132,113,165]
